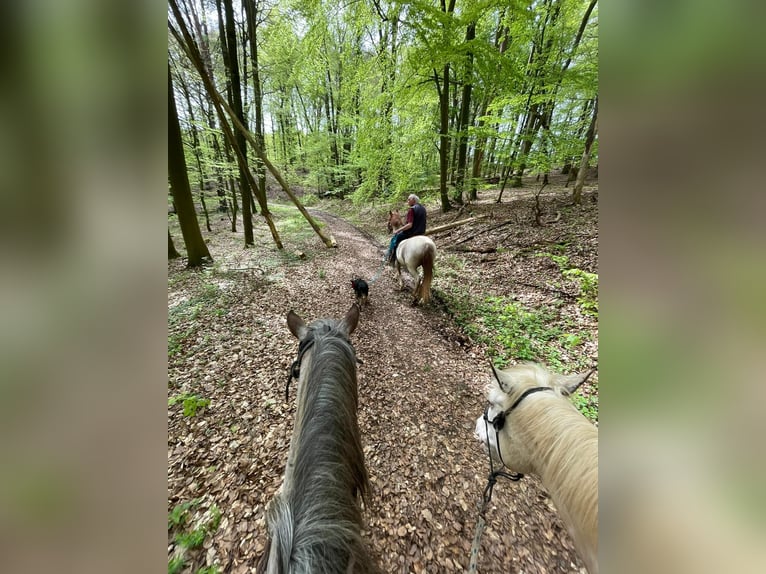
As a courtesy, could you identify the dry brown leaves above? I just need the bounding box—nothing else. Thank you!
[169,179,596,573]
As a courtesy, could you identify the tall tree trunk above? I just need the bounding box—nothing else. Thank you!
[220,0,255,245]
[511,0,561,187]
[244,0,267,208]
[375,6,400,194]
[170,4,283,249]
[437,64,452,212]
[573,96,598,205]
[455,22,476,204]
[470,100,491,198]
[173,66,212,232]
[435,0,456,212]
[168,66,212,267]
[563,98,594,173]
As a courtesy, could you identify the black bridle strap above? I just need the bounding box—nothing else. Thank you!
[285,335,316,402]
[507,386,554,415]
[482,386,555,477]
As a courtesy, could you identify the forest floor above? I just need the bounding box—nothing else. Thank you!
[168,173,598,574]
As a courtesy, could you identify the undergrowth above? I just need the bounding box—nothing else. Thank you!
[169,282,226,358]
[440,289,596,419]
[168,500,222,574]
[536,251,599,318]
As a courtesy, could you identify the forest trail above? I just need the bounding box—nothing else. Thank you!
[168,199,591,574]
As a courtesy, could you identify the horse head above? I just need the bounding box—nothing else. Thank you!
[475,362,598,573]
[387,209,403,233]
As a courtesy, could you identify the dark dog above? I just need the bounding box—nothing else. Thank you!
[350,278,369,308]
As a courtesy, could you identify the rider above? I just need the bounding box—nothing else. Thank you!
[388,194,427,265]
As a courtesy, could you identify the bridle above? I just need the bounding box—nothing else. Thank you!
[469,375,555,573]
[285,324,358,402]
[480,362,556,501]
[286,333,316,402]
[482,385,555,472]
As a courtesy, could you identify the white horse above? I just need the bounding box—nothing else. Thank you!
[475,363,598,573]
[394,235,436,305]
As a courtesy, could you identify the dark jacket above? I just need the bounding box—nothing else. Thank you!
[401,203,427,239]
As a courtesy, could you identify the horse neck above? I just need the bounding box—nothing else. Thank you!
[287,335,368,502]
[274,335,376,573]
[510,398,598,565]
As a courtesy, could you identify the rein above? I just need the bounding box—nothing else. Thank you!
[367,249,392,285]
[468,383,554,573]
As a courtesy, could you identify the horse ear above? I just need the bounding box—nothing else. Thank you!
[340,304,360,336]
[286,310,308,340]
[554,368,596,396]
[490,363,513,395]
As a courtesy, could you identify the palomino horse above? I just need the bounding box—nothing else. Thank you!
[394,235,436,305]
[475,363,598,573]
[258,305,378,574]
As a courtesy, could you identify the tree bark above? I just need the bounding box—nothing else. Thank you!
[171,3,284,249]
[573,96,598,205]
[220,0,255,245]
[168,65,212,267]
[454,22,476,205]
[437,64,452,212]
[244,0,267,211]
[426,214,490,235]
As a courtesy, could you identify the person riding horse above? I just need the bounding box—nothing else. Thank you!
[388,194,427,265]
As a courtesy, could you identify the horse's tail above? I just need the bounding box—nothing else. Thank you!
[261,494,294,573]
[419,242,435,304]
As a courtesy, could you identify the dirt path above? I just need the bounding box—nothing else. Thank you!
[168,208,588,573]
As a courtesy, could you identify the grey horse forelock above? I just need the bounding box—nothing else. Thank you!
[268,320,376,573]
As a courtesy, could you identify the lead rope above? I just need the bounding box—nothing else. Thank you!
[469,375,554,573]
[367,249,392,285]
[469,410,524,573]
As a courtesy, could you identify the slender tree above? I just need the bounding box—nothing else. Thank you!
[168,65,212,267]
[219,0,255,245]
[454,21,476,204]
[244,0,267,204]
[572,95,597,205]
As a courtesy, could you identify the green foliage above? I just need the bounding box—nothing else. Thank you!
[169,393,210,417]
[536,251,599,317]
[535,251,570,269]
[168,556,185,574]
[300,192,319,206]
[571,384,599,423]
[175,527,206,549]
[444,292,570,369]
[168,503,222,573]
[168,498,201,530]
[171,0,597,206]
[563,268,599,317]
[170,503,222,549]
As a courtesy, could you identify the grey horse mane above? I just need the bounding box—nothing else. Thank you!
[265,319,376,574]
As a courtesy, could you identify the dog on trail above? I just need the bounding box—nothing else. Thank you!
[350,278,369,309]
